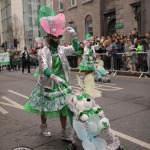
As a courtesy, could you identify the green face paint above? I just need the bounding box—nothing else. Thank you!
[49,38,60,49]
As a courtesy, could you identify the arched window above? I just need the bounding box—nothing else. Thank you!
[85,15,93,35]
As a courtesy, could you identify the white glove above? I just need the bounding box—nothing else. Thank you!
[50,74,66,85]
[66,27,77,39]
[66,27,75,33]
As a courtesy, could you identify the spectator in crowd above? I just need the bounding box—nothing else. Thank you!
[136,40,144,71]
[95,55,104,68]
[104,40,111,70]
[76,42,84,66]
[16,51,22,71]
[133,38,138,49]
[124,38,132,52]
[65,43,77,68]
[143,32,150,51]
[123,38,132,70]
[130,30,139,44]
[115,38,123,70]
[136,40,143,53]
[110,39,118,70]
[0,49,4,71]
[21,46,30,73]
[128,45,138,73]
[7,49,14,71]
[13,51,18,70]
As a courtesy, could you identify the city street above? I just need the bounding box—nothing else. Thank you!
[0,70,150,150]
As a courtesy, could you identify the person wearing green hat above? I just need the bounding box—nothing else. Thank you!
[24,6,79,140]
[78,36,97,75]
[85,32,92,39]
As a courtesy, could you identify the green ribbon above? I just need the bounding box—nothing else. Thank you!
[102,122,109,130]
[76,92,89,101]
[76,95,83,101]
[78,108,96,120]
[95,107,103,114]
[72,39,79,53]
[82,92,89,99]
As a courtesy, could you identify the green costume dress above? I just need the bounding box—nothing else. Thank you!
[78,46,95,72]
[24,50,72,118]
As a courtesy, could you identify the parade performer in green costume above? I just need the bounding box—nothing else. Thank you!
[78,35,96,75]
[24,6,78,140]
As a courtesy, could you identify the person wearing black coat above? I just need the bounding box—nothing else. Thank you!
[21,46,30,73]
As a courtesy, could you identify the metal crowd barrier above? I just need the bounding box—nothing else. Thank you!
[96,51,149,78]
[30,56,38,68]
[11,55,38,69]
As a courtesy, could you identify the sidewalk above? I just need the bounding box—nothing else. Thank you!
[70,68,150,78]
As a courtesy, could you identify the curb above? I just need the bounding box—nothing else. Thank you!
[70,68,150,78]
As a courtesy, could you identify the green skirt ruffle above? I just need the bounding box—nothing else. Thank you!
[78,66,95,72]
[24,103,68,118]
[24,83,73,118]
[79,57,95,71]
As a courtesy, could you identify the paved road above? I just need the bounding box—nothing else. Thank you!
[0,70,150,150]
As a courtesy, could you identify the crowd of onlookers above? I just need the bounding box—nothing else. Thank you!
[0,47,38,72]
[92,31,150,72]
[0,30,150,74]
[65,30,150,73]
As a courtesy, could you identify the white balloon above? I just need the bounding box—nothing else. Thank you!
[99,117,110,130]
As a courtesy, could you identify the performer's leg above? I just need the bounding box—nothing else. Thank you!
[60,116,71,141]
[85,71,90,75]
[41,114,47,124]
[27,61,30,73]
[22,61,25,73]
[85,71,94,76]
[40,114,51,137]
[60,116,67,129]
[78,57,82,67]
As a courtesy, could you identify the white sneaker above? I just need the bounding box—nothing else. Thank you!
[40,124,51,137]
[61,129,71,141]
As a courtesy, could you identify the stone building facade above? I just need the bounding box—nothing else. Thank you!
[53,0,101,43]
[53,0,150,43]
[0,0,53,49]
[0,0,149,47]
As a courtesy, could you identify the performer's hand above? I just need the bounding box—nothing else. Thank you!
[50,74,66,85]
[66,27,75,33]
[66,27,77,39]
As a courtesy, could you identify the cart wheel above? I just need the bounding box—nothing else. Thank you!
[116,145,128,150]
[66,143,77,150]
[98,78,102,83]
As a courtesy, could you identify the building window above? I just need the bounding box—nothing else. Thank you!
[59,0,64,11]
[85,15,93,35]
[23,0,46,47]
[28,0,32,12]
[130,2,141,34]
[82,0,93,4]
[29,39,32,47]
[107,0,115,4]
[29,15,32,26]
[71,0,77,6]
